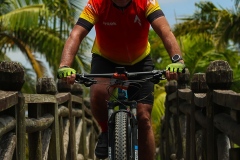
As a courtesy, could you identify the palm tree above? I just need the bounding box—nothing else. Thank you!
[0,0,91,82]
[173,1,240,50]
[0,1,48,78]
[172,1,240,92]
[234,0,239,7]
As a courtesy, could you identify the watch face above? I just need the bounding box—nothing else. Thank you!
[172,54,181,62]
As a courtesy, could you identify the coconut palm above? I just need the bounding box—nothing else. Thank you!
[172,1,240,92]
[173,1,240,50]
[213,5,240,50]
[0,0,91,82]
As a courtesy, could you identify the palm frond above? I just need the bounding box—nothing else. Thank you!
[0,4,47,31]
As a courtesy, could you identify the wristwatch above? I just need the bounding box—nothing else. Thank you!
[171,54,183,63]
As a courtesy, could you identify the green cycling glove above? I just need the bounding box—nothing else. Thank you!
[166,62,185,73]
[57,66,76,79]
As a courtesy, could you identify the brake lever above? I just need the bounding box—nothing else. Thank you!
[75,76,97,87]
[150,70,166,84]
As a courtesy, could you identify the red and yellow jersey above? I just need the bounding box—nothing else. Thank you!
[79,0,163,65]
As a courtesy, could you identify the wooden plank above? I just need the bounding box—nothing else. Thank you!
[206,92,215,160]
[56,93,70,104]
[24,94,56,104]
[178,88,192,101]
[226,91,240,110]
[68,96,76,160]
[58,115,64,160]
[213,90,234,107]
[58,105,69,117]
[194,93,207,108]
[167,91,177,101]
[214,113,240,145]
[42,103,60,160]
[0,132,16,160]
[213,90,240,110]
[0,115,16,137]
[0,91,18,111]
[16,92,26,160]
[179,102,192,115]
[28,103,42,160]
[26,114,54,133]
[42,128,52,160]
[71,95,82,104]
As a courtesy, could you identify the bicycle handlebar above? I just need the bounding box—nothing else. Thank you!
[75,67,166,87]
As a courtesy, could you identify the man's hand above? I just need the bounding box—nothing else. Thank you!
[165,62,185,81]
[57,66,76,84]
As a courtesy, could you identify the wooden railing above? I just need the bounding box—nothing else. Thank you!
[1,60,240,160]
[159,60,240,160]
[0,61,100,160]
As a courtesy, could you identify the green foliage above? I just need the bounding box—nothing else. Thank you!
[0,0,91,92]
[149,30,171,70]
[151,81,167,147]
[173,1,240,51]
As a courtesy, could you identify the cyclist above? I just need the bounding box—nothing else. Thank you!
[57,0,185,159]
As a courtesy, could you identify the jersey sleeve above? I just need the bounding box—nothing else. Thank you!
[146,0,164,23]
[76,0,98,31]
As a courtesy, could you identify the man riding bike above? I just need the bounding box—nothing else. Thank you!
[57,0,185,159]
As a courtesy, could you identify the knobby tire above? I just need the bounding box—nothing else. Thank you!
[114,112,129,160]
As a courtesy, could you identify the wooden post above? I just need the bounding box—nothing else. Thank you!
[176,68,190,160]
[190,73,208,160]
[57,79,72,160]
[16,92,26,160]
[69,83,83,160]
[0,61,26,160]
[36,77,60,160]
[28,103,42,160]
[68,96,76,160]
[0,61,25,91]
[205,60,233,160]
[164,80,178,160]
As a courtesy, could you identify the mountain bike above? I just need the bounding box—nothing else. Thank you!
[75,67,166,160]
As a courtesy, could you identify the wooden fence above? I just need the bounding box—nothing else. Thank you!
[0,61,100,160]
[1,60,240,160]
[160,60,240,160]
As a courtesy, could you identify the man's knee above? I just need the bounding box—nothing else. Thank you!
[137,104,152,131]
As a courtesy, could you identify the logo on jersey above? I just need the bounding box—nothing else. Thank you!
[134,15,141,26]
[103,22,117,26]
[150,0,156,5]
[87,3,96,12]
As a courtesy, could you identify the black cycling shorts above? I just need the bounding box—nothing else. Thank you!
[90,54,155,105]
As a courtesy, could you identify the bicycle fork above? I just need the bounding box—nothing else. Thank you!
[107,100,138,160]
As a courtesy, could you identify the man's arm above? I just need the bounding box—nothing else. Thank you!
[151,16,184,63]
[59,25,89,67]
[151,16,185,80]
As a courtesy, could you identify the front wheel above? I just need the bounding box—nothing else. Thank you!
[114,112,129,160]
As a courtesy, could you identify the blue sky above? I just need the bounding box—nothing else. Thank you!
[159,0,235,27]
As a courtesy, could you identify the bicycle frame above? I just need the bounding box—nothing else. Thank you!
[107,87,138,160]
[75,67,166,160]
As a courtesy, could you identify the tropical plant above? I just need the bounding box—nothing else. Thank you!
[149,30,172,70]
[173,1,240,92]
[173,1,240,50]
[152,82,166,147]
[0,0,91,93]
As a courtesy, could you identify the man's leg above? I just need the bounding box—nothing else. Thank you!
[138,103,155,160]
[90,79,111,126]
[90,78,113,159]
